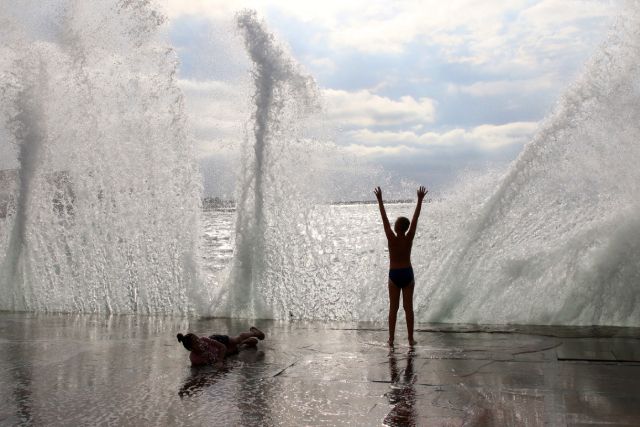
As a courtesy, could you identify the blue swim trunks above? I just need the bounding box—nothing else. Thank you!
[389,267,414,288]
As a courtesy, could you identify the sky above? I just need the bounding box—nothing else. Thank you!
[160,0,617,198]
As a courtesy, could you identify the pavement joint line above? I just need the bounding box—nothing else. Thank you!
[298,346,333,354]
[512,341,563,355]
[611,348,640,363]
[415,330,640,340]
[457,360,496,377]
[557,358,640,364]
[272,360,298,377]
[417,356,555,363]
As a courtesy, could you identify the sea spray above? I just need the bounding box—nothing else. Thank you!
[2,2,637,327]
[421,3,640,326]
[221,4,640,326]
[226,10,322,318]
[215,11,504,322]
[0,1,202,313]
[0,60,48,311]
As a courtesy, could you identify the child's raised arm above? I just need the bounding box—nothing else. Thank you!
[374,186,394,239]
[407,186,427,238]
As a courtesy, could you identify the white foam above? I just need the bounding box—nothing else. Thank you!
[0,1,202,314]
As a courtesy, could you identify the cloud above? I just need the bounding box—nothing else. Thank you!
[344,144,412,156]
[162,1,615,194]
[177,78,250,157]
[323,89,436,128]
[161,0,239,20]
[450,75,556,97]
[341,121,538,189]
[344,121,538,151]
[302,1,522,55]
[519,0,614,28]
[322,0,613,62]
[162,0,377,28]
[306,56,336,75]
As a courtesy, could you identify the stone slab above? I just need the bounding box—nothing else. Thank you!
[0,313,639,426]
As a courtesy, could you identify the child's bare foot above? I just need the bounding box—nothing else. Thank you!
[408,338,417,346]
[241,337,258,347]
[250,327,265,340]
[387,339,394,347]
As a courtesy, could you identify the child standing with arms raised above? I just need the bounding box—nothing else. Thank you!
[374,186,427,346]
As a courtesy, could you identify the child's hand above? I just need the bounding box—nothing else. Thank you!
[374,186,383,201]
[417,186,427,200]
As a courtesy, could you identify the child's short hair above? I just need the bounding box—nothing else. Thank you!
[395,216,410,233]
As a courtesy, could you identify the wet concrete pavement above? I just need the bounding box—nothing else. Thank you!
[0,313,639,426]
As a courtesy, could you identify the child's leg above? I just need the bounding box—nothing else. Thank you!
[240,337,258,347]
[388,281,401,345]
[230,327,265,345]
[249,326,265,340]
[402,283,415,345]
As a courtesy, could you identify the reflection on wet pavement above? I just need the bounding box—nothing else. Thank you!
[0,313,639,426]
[383,349,417,426]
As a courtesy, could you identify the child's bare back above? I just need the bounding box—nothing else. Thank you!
[374,186,427,346]
[387,232,413,269]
